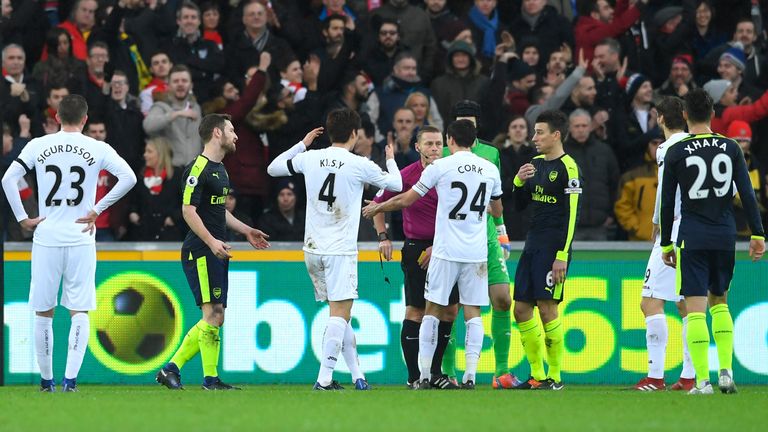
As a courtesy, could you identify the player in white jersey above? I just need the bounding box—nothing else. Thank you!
[1,95,136,392]
[633,97,696,391]
[363,120,503,389]
[267,109,402,390]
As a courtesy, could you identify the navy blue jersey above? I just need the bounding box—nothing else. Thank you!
[660,133,765,250]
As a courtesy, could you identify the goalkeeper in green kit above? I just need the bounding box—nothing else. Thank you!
[440,100,519,389]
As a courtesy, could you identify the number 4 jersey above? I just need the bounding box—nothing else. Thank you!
[7,131,135,246]
[413,151,503,263]
[267,142,402,255]
[660,133,765,250]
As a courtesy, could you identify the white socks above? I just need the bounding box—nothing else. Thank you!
[64,313,90,380]
[418,315,439,381]
[342,322,365,381]
[463,317,483,384]
[317,316,346,386]
[646,314,668,379]
[681,316,695,379]
[35,316,54,381]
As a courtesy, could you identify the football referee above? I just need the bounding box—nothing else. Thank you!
[373,126,459,389]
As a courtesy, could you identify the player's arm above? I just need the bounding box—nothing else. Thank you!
[659,152,679,266]
[363,189,420,218]
[79,150,138,233]
[513,162,534,211]
[732,148,766,261]
[489,167,504,219]
[1,160,44,230]
[367,140,402,192]
[225,210,270,249]
[266,127,323,177]
[182,204,230,258]
[490,151,506,227]
[557,160,582,264]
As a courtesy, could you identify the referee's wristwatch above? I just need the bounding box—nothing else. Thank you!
[377,232,390,242]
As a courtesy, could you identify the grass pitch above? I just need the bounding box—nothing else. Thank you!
[2,385,767,431]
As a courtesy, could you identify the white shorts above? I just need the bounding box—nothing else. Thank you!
[304,252,358,302]
[642,220,682,302]
[425,257,490,307]
[30,243,97,312]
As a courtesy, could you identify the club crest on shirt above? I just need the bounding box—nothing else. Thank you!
[549,170,558,182]
[186,176,198,187]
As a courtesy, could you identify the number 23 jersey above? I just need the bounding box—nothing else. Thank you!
[15,131,133,246]
[291,146,399,255]
[414,151,502,263]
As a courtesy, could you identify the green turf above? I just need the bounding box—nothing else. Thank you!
[2,385,767,431]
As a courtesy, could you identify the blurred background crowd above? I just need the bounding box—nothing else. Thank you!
[1,0,767,243]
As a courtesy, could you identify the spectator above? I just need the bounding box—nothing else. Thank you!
[200,1,223,50]
[504,59,537,117]
[1,116,36,241]
[574,0,642,64]
[653,54,698,101]
[542,45,572,87]
[493,115,535,240]
[258,179,305,242]
[703,78,768,135]
[83,42,110,117]
[278,55,307,104]
[703,18,767,88]
[105,70,145,171]
[509,0,574,68]
[692,0,727,60]
[373,0,437,82]
[564,109,620,240]
[101,1,153,95]
[40,85,69,136]
[224,188,254,242]
[526,48,588,126]
[55,0,100,61]
[592,37,628,117]
[426,0,463,77]
[312,14,359,93]
[325,70,373,121]
[362,17,408,87]
[465,0,503,72]
[127,137,183,241]
[222,53,272,227]
[373,52,442,137]
[614,128,664,241]
[518,36,541,70]
[140,51,173,115]
[405,92,435,130]
[0,44,41,138]
[561,75,597,115]
[616,73,657,171]
[164,1,225,102]
[143,64,202,168]
[649,3,694,86]
[84,118,128,242]
[226,0,292,87]
[727,120,767,239]
[716,43,761,103]
[430,39,490,125]
[389,107,420,169]
[31,28,87,94]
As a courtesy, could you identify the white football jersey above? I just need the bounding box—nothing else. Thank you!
[413,151,502,263]
[290,146,401,255]
[14,131,135,246]
[652,132,687,230]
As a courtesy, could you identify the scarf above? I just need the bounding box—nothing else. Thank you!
[319,6,356,21]
[144,167,166,195]
[121,32,152,90]
[280,78,307,103]
[468,6,498,58]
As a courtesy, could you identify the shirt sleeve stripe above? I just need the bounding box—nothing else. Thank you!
[287,159,296,176]
[183,156,208,205]
[413,182,430,196]
[13,158,31,174]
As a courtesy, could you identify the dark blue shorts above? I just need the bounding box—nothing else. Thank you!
[677,248,734,297]
[514,248,567,303]
[181,247,229,307]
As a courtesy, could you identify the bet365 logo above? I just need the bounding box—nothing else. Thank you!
[90,272,184,374]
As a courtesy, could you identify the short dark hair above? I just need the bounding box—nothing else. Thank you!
[323,13,346,30]
[326,109,361,143]
[360,117,376,139]
[169,64,192,78]
[177,0,200,18]
[684,88,714,124]
[46,83,68,97]
[86,114,105,127]
[446,120,476,148]
[199,113,232,143]
[536,109,568,139]
[416,125,442,143]
[276,55,299,73]
[656,96,687,131]
[58,94,89,125]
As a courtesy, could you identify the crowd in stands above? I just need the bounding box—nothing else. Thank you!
[2,0,767,243]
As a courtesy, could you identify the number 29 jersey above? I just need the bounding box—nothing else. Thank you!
[660,133,765,250]
[14,131,133,246]
[414,151,502,263]
[290,146,400,255]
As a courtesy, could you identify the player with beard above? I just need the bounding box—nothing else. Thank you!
[156,114,271,390]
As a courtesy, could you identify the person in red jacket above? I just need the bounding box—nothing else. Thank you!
[703,78,768,135]
[221,51,271,225]
[574,0,643,64]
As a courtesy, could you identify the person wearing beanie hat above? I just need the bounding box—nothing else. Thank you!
[717,42,762,104]
[505,59,537,116]
[614,72,656,171]
[625,73,651,102]
[703,79,733,104]
[257,178,304,242]
[650,1,694,85]
[654,54,698,100]
[518,36,541,68]
[430,38,489,126]
[707,79,768,135]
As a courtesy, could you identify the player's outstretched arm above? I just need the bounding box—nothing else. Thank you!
[183,204,232,259]
[362,190,420,218]
[368,140,402,192]
[225,210,270,249]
